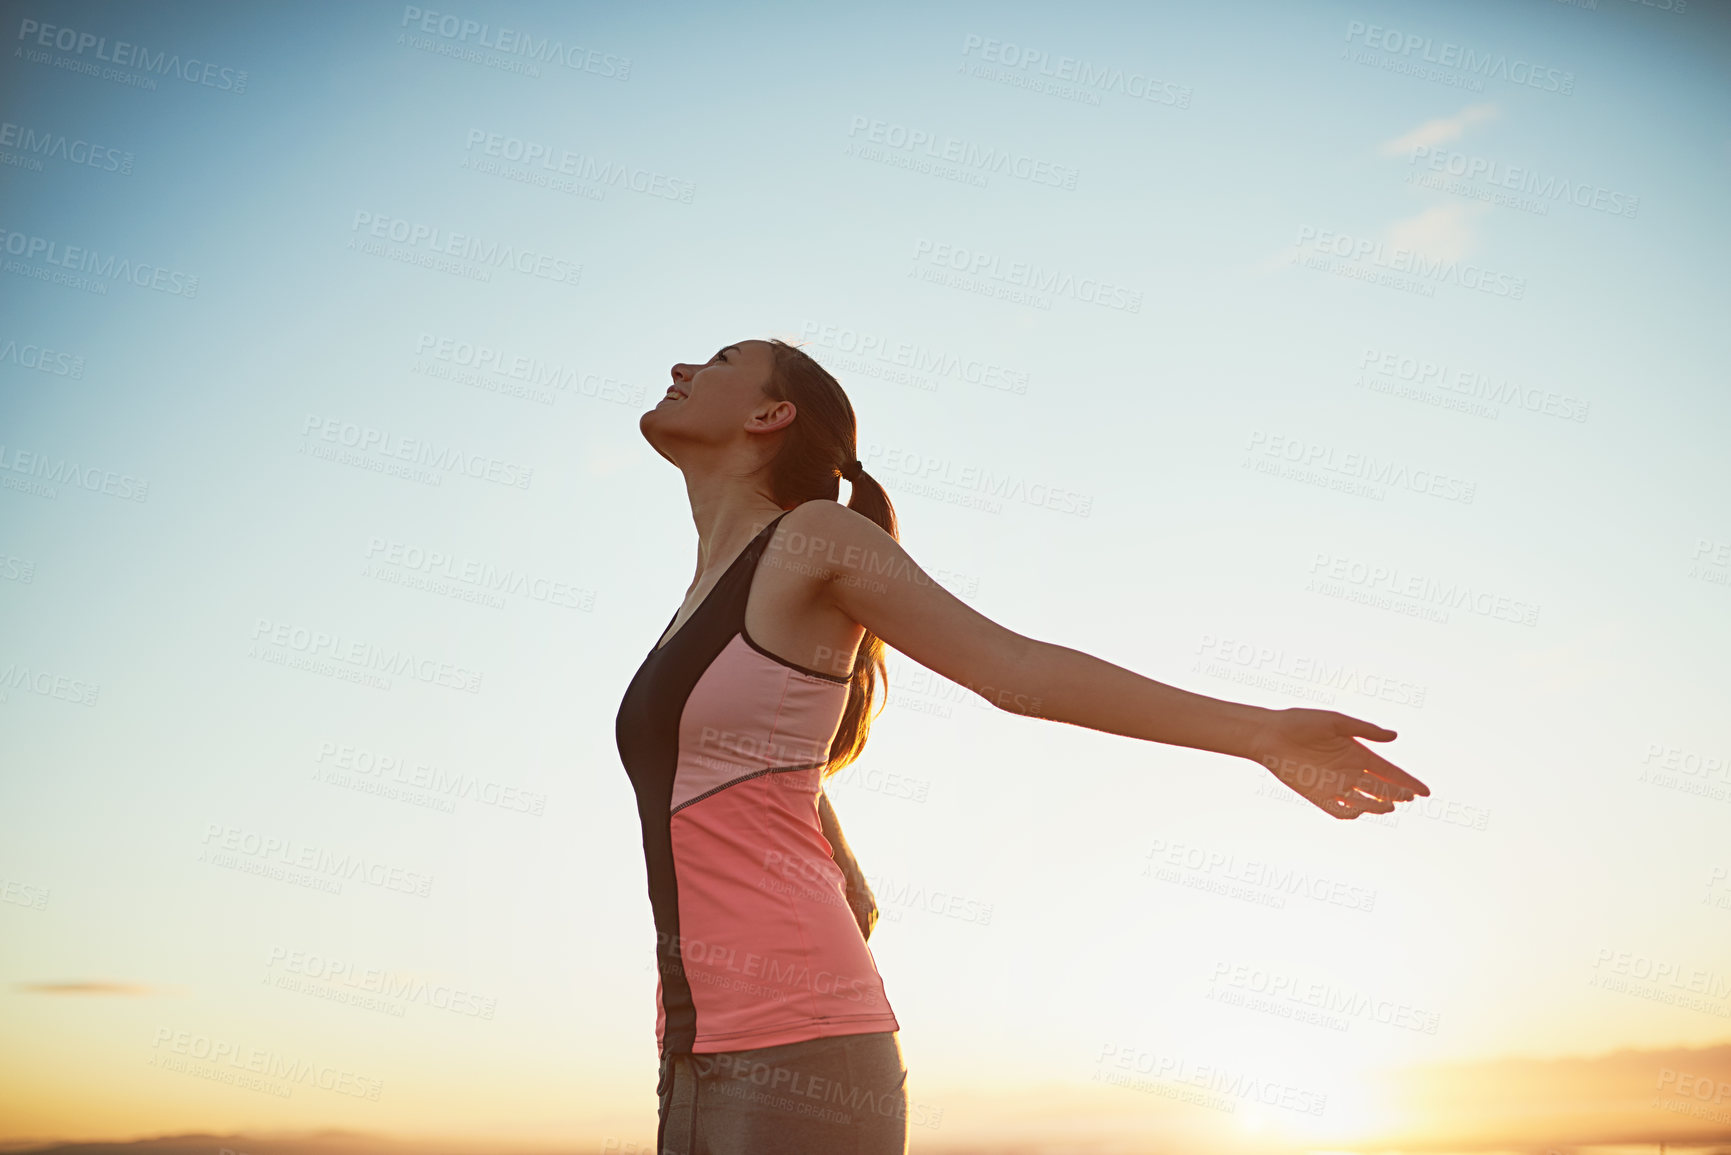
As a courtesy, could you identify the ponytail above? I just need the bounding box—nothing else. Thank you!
[762,338,898,776]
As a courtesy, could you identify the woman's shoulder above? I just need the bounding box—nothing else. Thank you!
[783,498,869,532]
[774,499,880,552]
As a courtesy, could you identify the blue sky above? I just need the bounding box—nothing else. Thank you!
[2,0,1728,1148]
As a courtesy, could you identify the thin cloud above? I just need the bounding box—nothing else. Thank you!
[14,981,162,996]
[1379,103,1498,156]
[1244,202,1489,281]
[1385,202,1489,261]
[1245,137,1496,279]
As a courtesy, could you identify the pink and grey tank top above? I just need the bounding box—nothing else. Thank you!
[614,508,900,1056]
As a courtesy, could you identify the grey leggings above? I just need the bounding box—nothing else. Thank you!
[656,1031,908,1155]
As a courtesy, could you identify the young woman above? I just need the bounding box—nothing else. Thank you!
[615,338,1430,1155]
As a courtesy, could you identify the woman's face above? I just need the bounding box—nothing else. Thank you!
[641,339,790,462]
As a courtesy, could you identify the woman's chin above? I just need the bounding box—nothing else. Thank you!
[637,414,675,454]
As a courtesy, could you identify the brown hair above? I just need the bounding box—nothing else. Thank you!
[761,337,898,778]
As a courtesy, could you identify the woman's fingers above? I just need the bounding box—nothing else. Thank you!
[1320,713,1428,795]
[1313,795,1345,817]
[1332,713,1397,742]
[1278,747,1423,800]
[1317,789,1395,818]
[1318,794,1363,820]
[1265,717,1432,818]
[1306,771,1405,819]
[1354,744,1429,796]
[1347,788,1397,813]
[1349,772,1416,804]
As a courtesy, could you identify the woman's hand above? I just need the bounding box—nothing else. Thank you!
[1244,708,1429,820]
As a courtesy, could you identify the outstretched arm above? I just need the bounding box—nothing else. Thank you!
[794,501,1430,820]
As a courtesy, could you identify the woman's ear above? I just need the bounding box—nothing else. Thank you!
[747,397,797,434]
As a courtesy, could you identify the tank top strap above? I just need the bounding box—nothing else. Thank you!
[750,509,791,555]
[712,509,790,618]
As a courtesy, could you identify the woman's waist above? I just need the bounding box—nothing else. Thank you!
[668,893,881,990]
